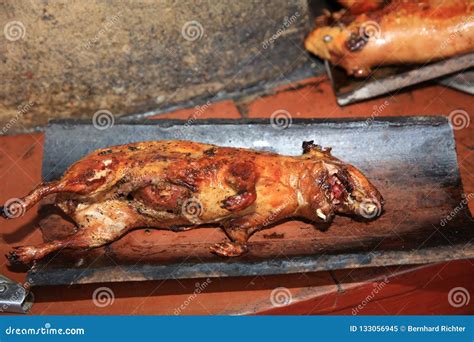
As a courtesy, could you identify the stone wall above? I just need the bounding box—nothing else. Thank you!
[0,0,312,132]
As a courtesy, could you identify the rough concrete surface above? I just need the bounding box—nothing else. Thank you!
[0,0,311,132]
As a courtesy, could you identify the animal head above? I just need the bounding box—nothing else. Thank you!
[303,141,384,222]
[304,25,350,61]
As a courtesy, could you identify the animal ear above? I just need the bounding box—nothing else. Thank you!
[302,141,332,156]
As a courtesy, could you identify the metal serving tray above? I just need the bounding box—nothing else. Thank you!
[326,53,474,106]
[25,116,474,285]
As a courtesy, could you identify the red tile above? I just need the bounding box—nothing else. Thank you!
[247,75,472,120]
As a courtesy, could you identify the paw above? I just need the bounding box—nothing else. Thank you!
[6,246,37,265]
[210,242,248,257]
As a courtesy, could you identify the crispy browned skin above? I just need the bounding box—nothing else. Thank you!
[306,0,474,76]
[2,140,383,264]
[338,0,385,14]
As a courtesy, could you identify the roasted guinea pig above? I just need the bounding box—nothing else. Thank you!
[305,0,474,77]
[1,140,383,264]
[337,0,385,14]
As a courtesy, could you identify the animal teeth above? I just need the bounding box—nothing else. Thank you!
[364,203,377,214]
[316,209,327,221]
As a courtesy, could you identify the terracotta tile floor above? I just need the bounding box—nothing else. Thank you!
[0,75,472,315]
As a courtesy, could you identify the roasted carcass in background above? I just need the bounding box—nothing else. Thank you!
[337,0,385,14]
[305,0,474,76]
[2,140,383,264]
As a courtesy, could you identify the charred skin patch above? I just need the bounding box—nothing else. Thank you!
[221,160,258,212]
[203,147,217,156]
[63,157,118,193]
[98,149,113,156]
[345,32,368,52]
[132,184,190,213]
[221,192,256,212]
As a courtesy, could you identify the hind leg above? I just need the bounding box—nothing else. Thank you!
[7,199,145,265]
[1,176,107,219]
[7,226,128,265]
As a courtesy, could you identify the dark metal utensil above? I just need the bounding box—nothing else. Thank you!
[325,53,474,106]
[0,274,34,314]
[437,68,474,95]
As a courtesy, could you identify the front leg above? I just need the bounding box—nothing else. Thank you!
[212,191,299,257]
[210,213,269,257]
